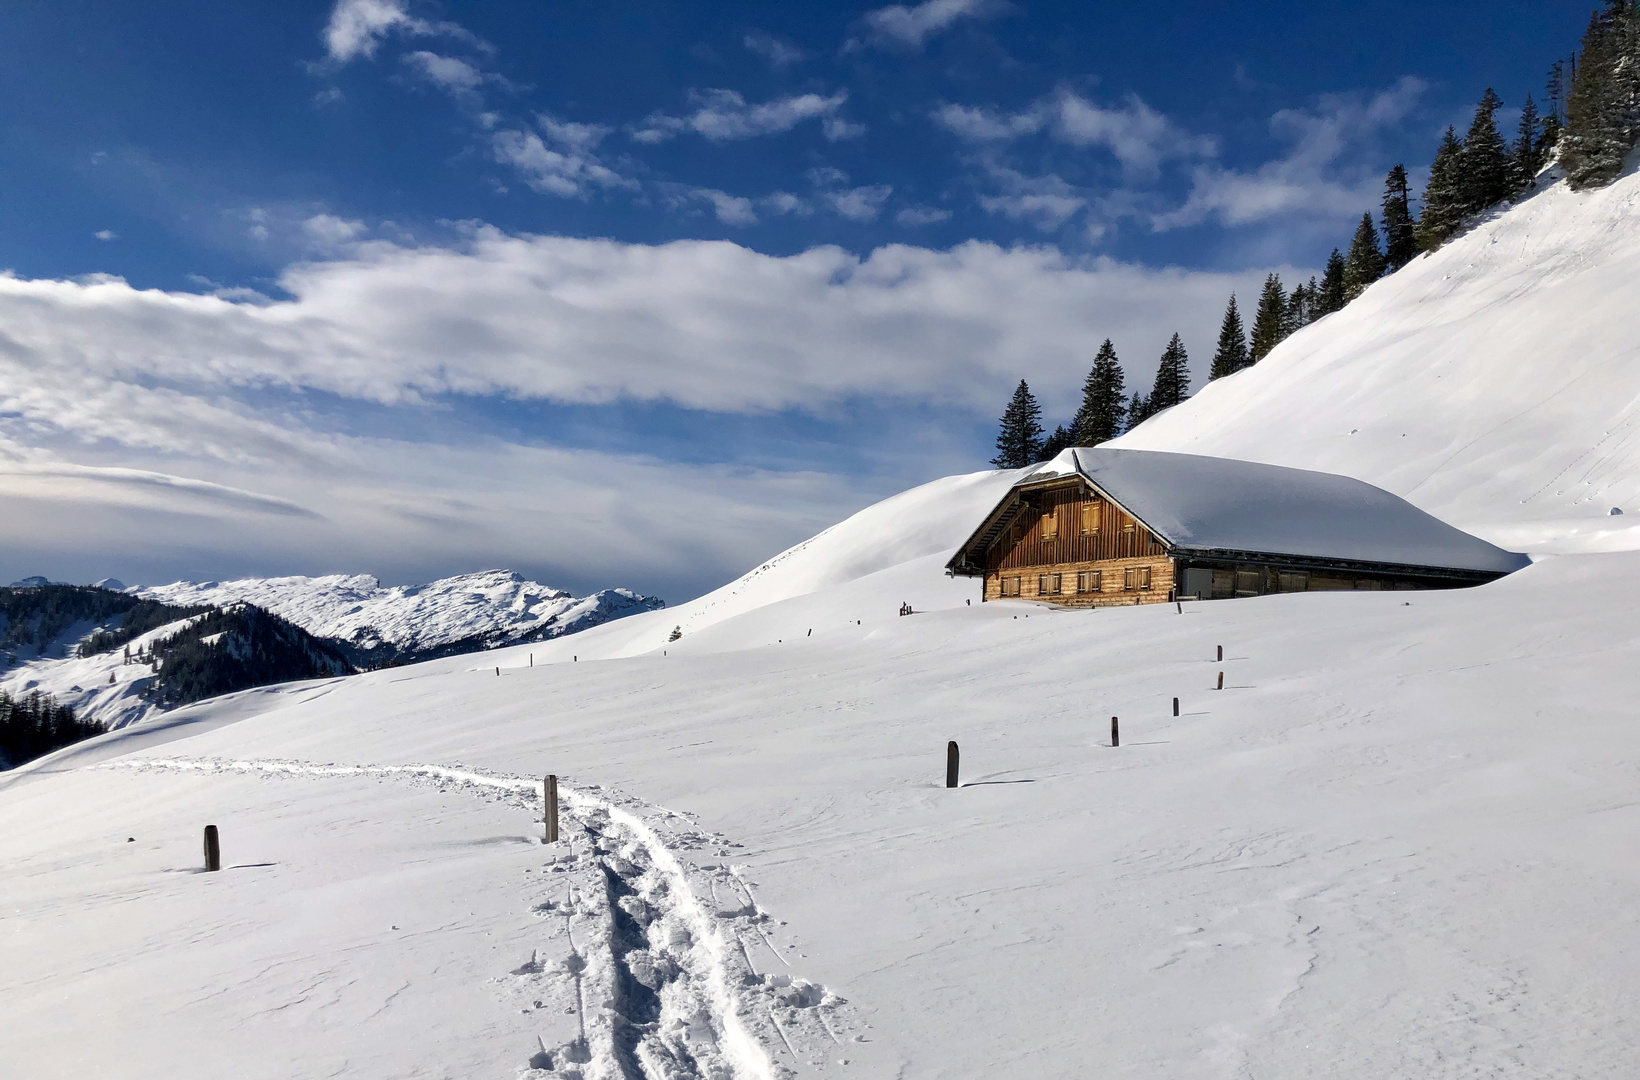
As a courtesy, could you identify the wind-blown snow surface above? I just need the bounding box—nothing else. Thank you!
[136,570,663,661]
[1115,162,1640,555]
[3,546,1636,1077]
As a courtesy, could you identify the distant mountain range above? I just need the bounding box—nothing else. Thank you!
[134,570,665,667]
[0,570,663,753]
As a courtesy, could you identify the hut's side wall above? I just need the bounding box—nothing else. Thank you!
[984,556,1175,607]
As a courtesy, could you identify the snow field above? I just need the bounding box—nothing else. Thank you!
[1114,162,1640,555]
[5,548,1637,1076]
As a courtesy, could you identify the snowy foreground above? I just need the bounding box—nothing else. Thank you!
[3,539,1636,1077]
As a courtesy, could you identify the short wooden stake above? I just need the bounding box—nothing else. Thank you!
[203,825,220,872]
[1172,697,1179,716]
[496,667,500,676]
[945,741,959,788]
[1175,601,1182,614]
[1217,671,1224,690]
[1111,716,1120,747]
[544,775,559,843]
[1216,645,1223,662]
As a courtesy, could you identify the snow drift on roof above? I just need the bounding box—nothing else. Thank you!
[1016,447,1528,574]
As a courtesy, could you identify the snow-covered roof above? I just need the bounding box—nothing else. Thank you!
[957,447,1528,575]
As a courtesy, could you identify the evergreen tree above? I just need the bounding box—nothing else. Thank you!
[1458,88,1512,213]
[1543,57,1572,153]
[1208,295,1249,380]
[1342,213,1387,302]
[1417,127,1466,251]
[1125,390,1150,432]
[1316,250,1348,316]
[1511,95,1545,192]
[991,380,1044,468]
[1040,424,1076,460]
[1248,273,1288,362]
[1381,164,1418,271]
[1281,283,1303,338]
[1072,339,1127,443]
[1563,5,1639,190]
[1148,334,1191,412]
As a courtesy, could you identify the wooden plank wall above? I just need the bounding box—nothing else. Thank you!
[986,482,1167,570]
[985,556,1176,607]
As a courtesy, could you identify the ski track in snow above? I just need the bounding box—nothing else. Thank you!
[97,756,859,1080]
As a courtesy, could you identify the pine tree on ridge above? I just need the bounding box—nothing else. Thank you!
[1417,127,1466,251]
[1343,213,1387,302]
[1148,334,1191,414]
[1073,339,1127,444]
[1249,274,1288,363]
[1208,295,1249,380]
[991,380,1044,469]
[1381,165,1418,271]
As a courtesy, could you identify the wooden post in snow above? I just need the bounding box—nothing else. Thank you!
[203,825,220,872]
[544,775,559,843]
[945,742,959,788]
[1172,697,1179,716]
[1217,671,1224,690]
[1216,645,1223,662]
[1111,717,1120,747]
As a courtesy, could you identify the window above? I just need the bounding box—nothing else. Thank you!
[1235,569,1260,596]
[1122,519,1136,534]
[1039,508,1059,540]
[1038,573,1062,595]
[1138,566,1152,590]
[1001,576,1021,597]
[1123,567,1136,591]
[1077,570,1101,594]
[1079,503,1101,535]
[1278,571,1309,592]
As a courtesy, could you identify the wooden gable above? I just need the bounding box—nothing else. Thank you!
[984,480,1169,571]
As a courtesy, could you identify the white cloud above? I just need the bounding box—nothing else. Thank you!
[895,206,952,226]
[1155,77,1427,231]
[402,50,483,93]
[977,167,1086,231]
[826,185,894,222]
[822,116,868,141]
[859,0,1003,49]
[93,230,118,241]
[762,192,811,216]
[322,0,487,64]
[0,231,1275,418]
[935,90,1215,179]
[688,188,759,226]
[303,214,368,248]
[744,31,804,69]
[491,117,631,198]
[0,234,1288,596]
[633,89,850,143]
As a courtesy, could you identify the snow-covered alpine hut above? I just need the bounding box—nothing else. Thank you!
[945,448,1529,606]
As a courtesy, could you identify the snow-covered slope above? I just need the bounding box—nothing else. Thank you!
[3,546,1636,1078]
[0,614,198,730]
[1115,162,1640,555]
[507,466,1022,661]
[136,569,663,664]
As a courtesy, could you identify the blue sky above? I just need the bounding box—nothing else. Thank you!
[0,0,1593,599]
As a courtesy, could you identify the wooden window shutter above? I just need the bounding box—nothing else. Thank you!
[1080,503,1100,534]
[1040,508,1058,540]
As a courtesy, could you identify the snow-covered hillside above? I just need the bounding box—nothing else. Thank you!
[136,569,663,665]
[1115,161,1640,556]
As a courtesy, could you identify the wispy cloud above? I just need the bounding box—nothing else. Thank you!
[856,0,1005,50]
[633,89,855,143]
[491,116,631,197]
[977,166,1086,231]
[1154,77,1426,231]
[93,230,118,241]
[321,0,489,65]
[935,89,1215,179]
[743,31,804,69]
[895,206,952,226]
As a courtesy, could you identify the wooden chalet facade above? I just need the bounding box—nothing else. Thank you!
[947,448,1528,607]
